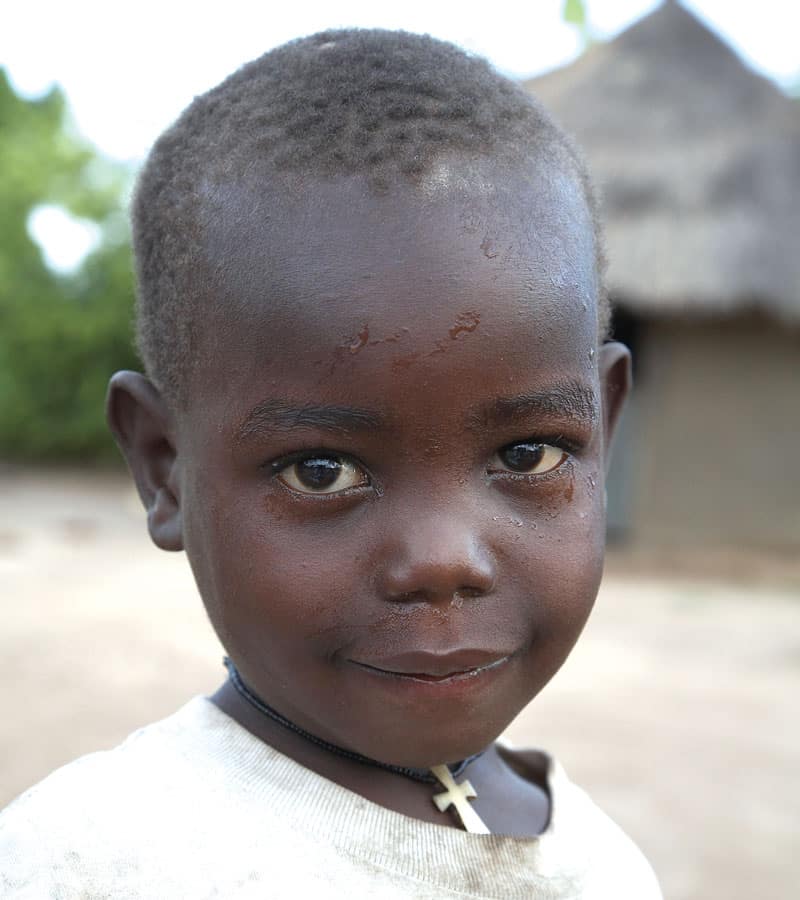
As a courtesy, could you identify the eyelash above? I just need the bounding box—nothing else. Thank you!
[268,437,579,498]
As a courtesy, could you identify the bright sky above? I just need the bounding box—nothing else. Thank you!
[4,0,799,271]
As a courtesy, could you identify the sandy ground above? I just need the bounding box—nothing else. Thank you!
[1,468,798,899]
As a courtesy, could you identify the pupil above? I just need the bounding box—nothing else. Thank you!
[296,457,341,489]
[501,443,544,472]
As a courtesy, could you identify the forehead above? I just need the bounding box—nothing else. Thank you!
[192,160,598,412]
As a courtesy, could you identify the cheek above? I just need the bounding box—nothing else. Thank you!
[501,470,605,626]
[186,479,370,655]
[554,471,605,595]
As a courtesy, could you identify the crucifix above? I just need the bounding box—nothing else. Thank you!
[430,764,491,834]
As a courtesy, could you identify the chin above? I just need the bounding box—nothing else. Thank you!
[352,700,521,769]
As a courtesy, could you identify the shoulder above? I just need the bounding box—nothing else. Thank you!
[498,742,662,900]
[0,697,228,895]
[547,757,663,899]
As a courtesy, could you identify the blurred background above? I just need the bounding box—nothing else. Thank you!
[1,2,798,898]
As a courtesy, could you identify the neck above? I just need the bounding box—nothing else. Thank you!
[209,674,551,837]
[210,667,493,830]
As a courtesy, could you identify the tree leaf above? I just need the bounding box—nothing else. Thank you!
[563,0,587,27]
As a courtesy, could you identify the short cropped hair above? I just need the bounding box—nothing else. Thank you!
[132,29,608,404]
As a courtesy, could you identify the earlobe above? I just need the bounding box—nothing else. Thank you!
[597,341,632,471]
[106,371,184,551]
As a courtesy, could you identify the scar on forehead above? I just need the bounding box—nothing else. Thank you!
[343,325,410,356]
[322,325,411,374]
[428,310,481,358]
[448,311,480,340]
[335,312,480,371]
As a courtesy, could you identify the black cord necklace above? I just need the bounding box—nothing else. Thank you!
[224,657,482,785]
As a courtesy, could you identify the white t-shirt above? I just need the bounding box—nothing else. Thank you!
[0,697,661,898]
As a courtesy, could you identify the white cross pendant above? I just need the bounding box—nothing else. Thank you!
[430,764,491,834]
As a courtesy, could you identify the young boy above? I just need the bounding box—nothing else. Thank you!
[1,30,661,898]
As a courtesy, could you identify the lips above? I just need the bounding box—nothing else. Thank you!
[349,648,512,682]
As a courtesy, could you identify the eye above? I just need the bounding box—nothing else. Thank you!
[490,441,568,476]
[275,454,369,495]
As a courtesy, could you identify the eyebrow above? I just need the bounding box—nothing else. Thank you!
[470,381,599,430]
[235,399,384,442]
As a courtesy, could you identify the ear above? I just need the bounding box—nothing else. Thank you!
[106,371,183,551]
[597,341,632,472]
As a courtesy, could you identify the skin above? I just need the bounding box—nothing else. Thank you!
[107,159,630,837]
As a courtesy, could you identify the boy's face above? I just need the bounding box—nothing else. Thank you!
[117,160,629,767]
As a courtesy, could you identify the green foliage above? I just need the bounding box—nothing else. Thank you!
[562,0,587,27]
[562,0,591,47]
[0,69,139,462]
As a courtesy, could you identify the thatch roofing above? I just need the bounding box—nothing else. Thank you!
[525,0,800,323]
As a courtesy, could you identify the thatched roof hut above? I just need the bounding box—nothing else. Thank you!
[525,0,800,324]
[525,2,800,552]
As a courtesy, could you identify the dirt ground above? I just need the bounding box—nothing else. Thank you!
[1,468,798,899]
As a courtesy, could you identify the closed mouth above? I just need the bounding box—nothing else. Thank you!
[349,654,511,684]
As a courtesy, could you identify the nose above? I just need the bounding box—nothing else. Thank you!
[379,513,497,604]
